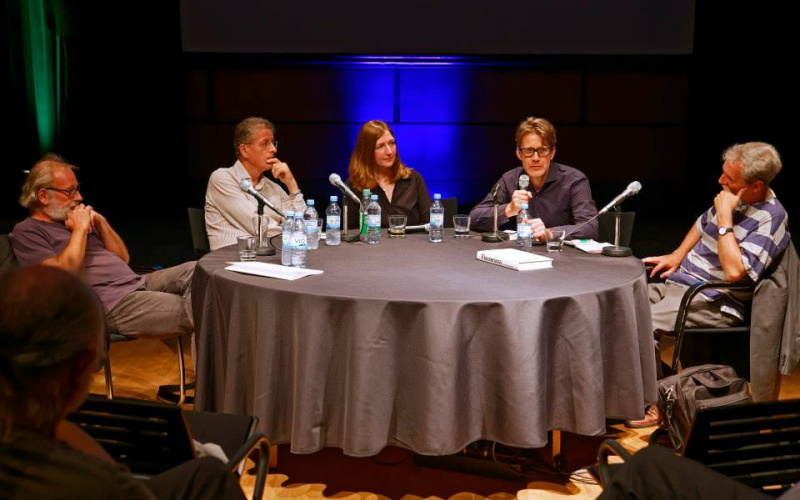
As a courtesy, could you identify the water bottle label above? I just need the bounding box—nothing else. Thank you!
[518,224,531,238]
[367,214,381,228]
[292,234,307,248]
[306,219,318,234]
[282,233,291,246]
[431,214,444,227]
[327,215,340,230]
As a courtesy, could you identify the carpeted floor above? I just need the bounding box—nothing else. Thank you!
[88,336,800,500]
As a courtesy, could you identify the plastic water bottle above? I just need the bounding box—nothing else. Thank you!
[281,210,295,266]
[326,196,341,246]
[429,193,444,243]
[291,212,307,268]
[366,194,381,245]
[517,203,533,251]
[304,199,319,250]
[360,189,371,241]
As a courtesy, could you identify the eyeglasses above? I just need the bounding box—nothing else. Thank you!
[250,139,278,149]
[44,184,81,198]
[518,146,551,157]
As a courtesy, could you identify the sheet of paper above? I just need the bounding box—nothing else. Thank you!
[225,262,324,280]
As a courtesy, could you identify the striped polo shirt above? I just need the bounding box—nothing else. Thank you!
[667,189,790,319]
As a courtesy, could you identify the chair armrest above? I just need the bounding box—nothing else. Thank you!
[597,438,633,488]
[228,433,270,499]
[670,280,755,374]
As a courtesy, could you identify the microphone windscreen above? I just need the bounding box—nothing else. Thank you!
[628,181,642,194]
[329,173,342,185]
[239,178,253,191]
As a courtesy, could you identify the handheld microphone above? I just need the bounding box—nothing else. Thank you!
[598,181,642,214]
[239,178,286,218]
[328,173,362,207]
[518,174,530,191]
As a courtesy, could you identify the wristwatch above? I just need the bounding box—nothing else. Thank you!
[718,226,734,236]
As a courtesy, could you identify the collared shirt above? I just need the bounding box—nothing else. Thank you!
[344,169,432,228]
[667,189,791,319]
[469,163,599,239]
[10,218,146,312]
[204,160,306,251]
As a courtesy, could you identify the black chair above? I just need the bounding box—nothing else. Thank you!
[103,331,189,406]
[597,211,635,247]
[67,395,270,499]
[441,197,458,228]
[0,234,18,276]
[597,398,800,497]
[668,241,797,398]
[188,207,210,258]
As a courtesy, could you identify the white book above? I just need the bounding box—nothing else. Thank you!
[476,248,553,271]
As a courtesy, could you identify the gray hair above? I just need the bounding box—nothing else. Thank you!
[0,266,105,436]
[723,142,782,185]
[18,155,76,210]
[233,117,275,159]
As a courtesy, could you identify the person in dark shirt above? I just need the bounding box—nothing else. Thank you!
[344,120,432,228]
[469,116,598,240]
[0,266,246,499]
[9,155,194,339]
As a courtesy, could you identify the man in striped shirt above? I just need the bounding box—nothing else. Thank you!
[205,117,307,251]
[628,142,790,428]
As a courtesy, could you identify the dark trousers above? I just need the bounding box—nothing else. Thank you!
[145,457,246,500]
[598,446,772,500]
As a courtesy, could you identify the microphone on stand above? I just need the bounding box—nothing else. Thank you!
[481,183,508,243]
[239,179,286,218]
[565,181,641,257]
[239,179,281,256]
[597,181,642,214]
[328,173,361,243]
[328,173,362,207]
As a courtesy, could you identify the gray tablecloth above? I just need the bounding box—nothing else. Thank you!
[192,231,656,457]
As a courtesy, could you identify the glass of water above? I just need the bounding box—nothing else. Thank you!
[546,229,566,252]
[237,235,257,261]
[388,215,407,238]
[453,214,471,238]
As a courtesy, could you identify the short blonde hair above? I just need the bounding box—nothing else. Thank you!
[723,142,782,185]
[515,116,557,148]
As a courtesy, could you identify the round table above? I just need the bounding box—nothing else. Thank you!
[192,230,656,457]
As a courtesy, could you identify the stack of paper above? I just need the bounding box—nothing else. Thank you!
[565,239,614,253]
[225,262,323,280]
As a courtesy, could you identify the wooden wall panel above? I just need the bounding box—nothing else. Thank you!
[213,69,395,122]
[586,73,690,124]
[399,70,582,124]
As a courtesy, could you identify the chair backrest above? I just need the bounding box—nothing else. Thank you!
[0,234,19,276]
[187,207,210,258]
[441,197,458,228]
[67,395,196,476]
[597,211,635,247]
[683,398,800,495]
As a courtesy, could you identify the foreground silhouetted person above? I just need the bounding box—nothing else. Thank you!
[0,266,246,499]
[598,445,800,500]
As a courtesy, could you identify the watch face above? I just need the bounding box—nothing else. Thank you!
[718,227,732,235]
